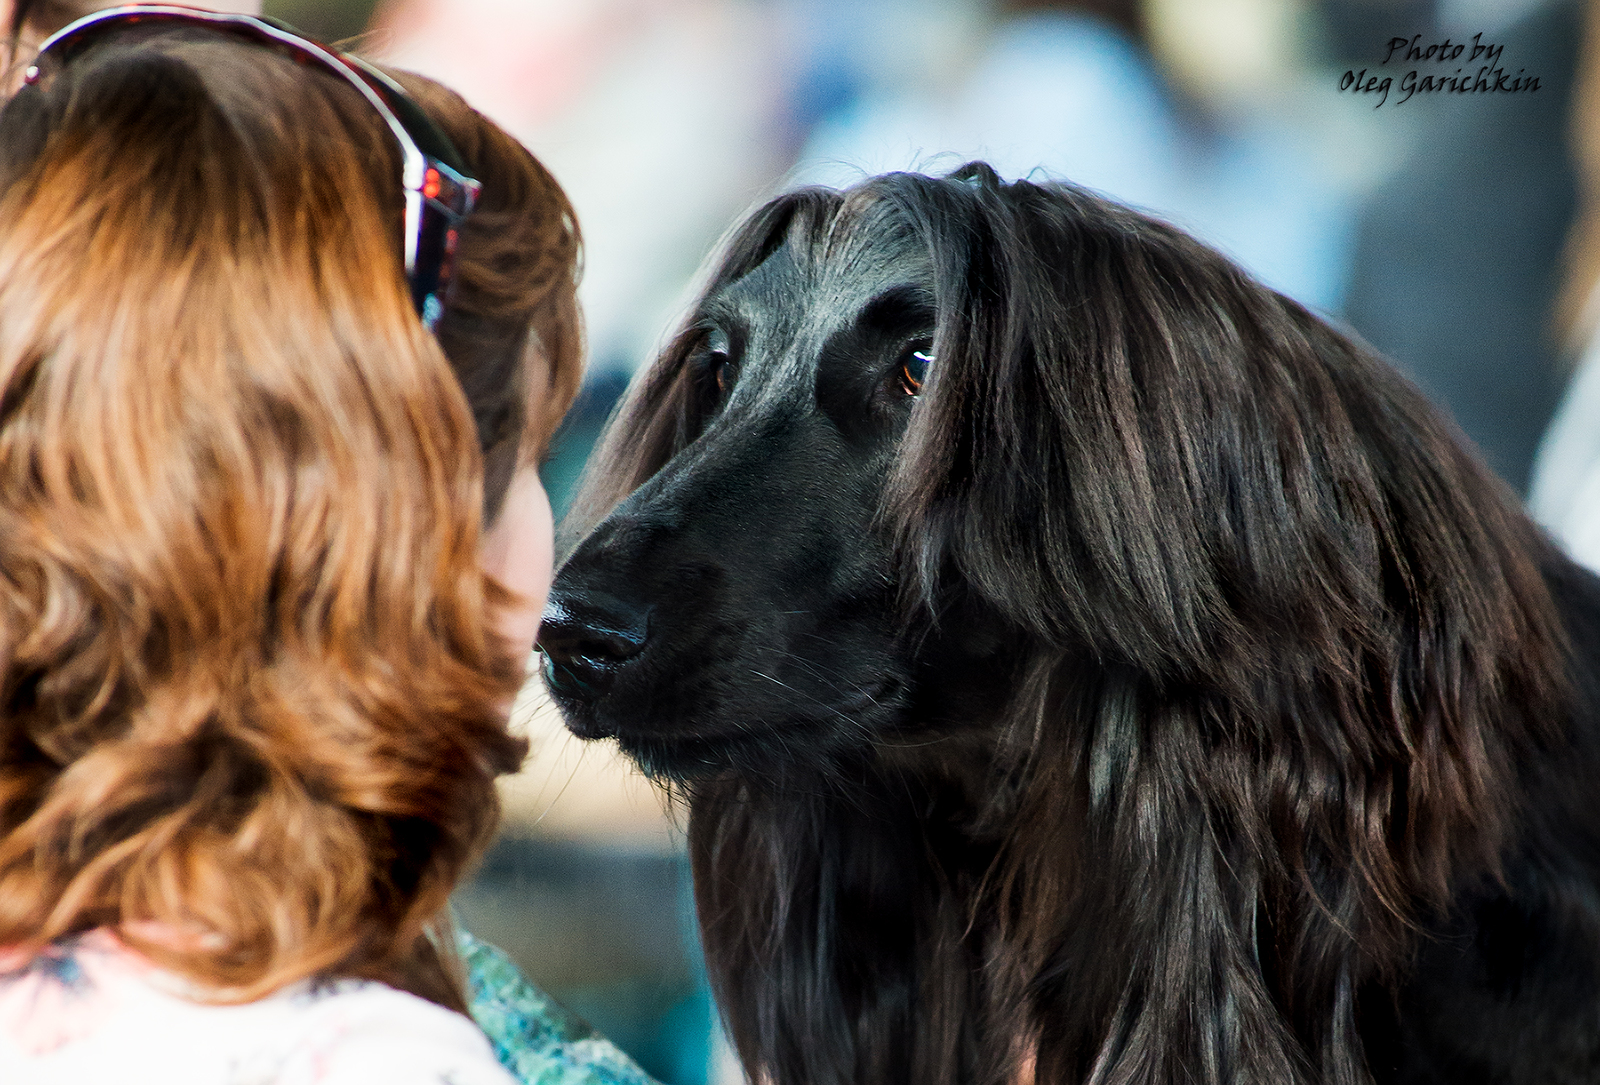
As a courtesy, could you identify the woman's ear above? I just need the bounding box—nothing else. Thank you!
[480,466,554,661]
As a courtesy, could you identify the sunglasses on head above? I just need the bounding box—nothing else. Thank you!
[25,4,480,331]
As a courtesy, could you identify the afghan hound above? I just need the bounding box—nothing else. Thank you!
[538,165,1600,1085]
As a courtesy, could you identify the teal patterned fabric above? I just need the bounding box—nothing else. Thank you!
[459,930,662,1085]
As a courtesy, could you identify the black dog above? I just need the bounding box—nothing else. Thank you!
[539,166,1600,1085]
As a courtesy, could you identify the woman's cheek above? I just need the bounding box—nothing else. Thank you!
[480,467,555,660]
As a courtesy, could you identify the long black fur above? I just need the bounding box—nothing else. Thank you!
[540,166,1600,1085]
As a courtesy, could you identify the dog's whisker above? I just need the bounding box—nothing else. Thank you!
[749,669,861,732]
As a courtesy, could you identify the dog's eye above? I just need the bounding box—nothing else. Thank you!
[899,340,933,396]
[713,353,736,396]
[692,327,737,400]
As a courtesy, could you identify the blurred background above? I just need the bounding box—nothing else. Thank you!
[255,0,1591,1080]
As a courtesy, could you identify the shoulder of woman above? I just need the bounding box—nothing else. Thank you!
[283,980,518,1085]
[0,936,511,1084]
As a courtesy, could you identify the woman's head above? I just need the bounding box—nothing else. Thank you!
[0,18,579,1004]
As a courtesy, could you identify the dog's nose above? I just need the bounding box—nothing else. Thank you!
[536,589,650,701]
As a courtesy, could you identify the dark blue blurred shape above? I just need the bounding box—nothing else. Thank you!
[1342,0,1581,494]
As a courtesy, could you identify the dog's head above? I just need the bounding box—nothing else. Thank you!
[538,182,950,779]
[541,164,1561,795]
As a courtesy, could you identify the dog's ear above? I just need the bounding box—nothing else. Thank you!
[887,174,1559,701]
[559,188,843,554]
[883,171,1567,932]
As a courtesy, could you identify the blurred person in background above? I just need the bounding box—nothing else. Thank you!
[0,7,656,1084]
[1534,339,1600,573]
[1530,0,1600,574]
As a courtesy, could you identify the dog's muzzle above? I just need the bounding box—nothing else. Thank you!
[536,589,650,734]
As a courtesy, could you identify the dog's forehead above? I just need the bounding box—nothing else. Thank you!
[715,227,935,349]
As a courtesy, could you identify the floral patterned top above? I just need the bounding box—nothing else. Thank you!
[457,932,658,1085]
[0,930,660,1085]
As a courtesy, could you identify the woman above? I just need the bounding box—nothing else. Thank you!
[0,8,645,1083]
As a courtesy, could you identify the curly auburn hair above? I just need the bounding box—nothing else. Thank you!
[0,27,580,1009]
